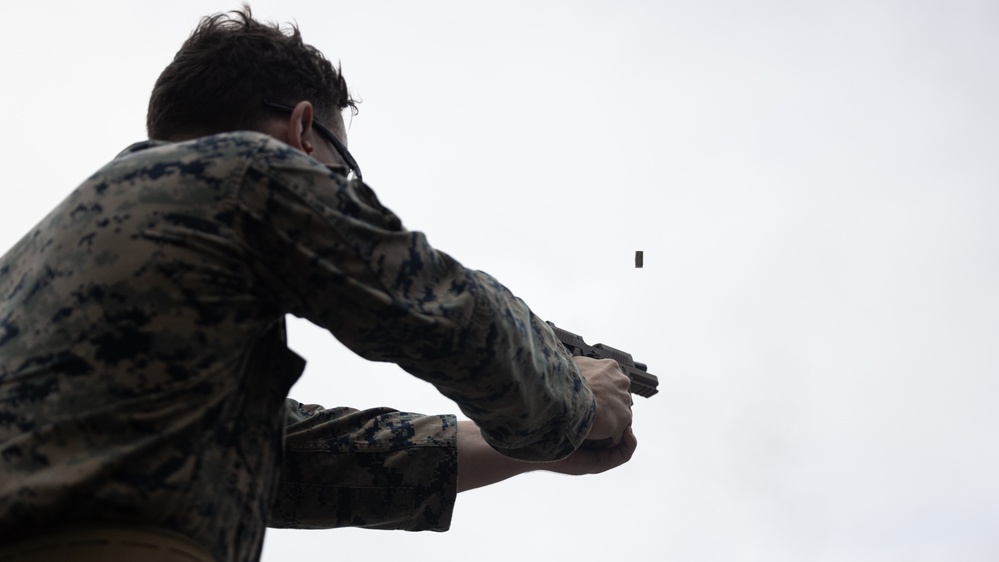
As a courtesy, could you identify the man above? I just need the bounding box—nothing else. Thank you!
[0,7,635,562]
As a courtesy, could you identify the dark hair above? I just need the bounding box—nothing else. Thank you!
[147,4,357,140]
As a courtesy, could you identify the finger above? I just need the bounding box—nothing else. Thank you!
[616,428,638,464]
[582,439,611,450]
[582,434,622,450]
[597,428,637,470]
[622,426,637,450]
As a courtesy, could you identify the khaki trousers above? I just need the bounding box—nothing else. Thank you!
[0,525,216,562]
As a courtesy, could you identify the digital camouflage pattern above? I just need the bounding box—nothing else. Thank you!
[0,131,595,562]
[272,400,458,531]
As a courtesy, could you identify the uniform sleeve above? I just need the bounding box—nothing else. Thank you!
[269,399,458,531]
[235,142,594,461]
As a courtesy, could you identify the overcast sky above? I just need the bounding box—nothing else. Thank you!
[2,1,998,561]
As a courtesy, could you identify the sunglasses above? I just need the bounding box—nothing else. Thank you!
[263,100,362,180]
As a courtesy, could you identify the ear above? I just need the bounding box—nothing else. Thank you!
[286,100,316,155]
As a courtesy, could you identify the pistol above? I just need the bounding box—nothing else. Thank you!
[547,322,659,398]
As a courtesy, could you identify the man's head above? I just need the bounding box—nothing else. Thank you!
[147,5,357,164]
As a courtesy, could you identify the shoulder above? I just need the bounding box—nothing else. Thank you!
[113,131,320,177]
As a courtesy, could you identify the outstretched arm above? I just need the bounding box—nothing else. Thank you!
[457,420,637,492]
[457,355,638,492]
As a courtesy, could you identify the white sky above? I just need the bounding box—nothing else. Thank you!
[2,1,998,560]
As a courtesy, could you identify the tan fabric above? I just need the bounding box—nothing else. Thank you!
[0,525,215,562]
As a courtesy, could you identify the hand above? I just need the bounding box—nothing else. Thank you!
[456,421,637,492]
[574,356,633,446]
[546,426,638,476]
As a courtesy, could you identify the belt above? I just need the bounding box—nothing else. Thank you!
[0,524,216,562]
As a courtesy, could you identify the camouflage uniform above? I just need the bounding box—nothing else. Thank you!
[0,132,595,562]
